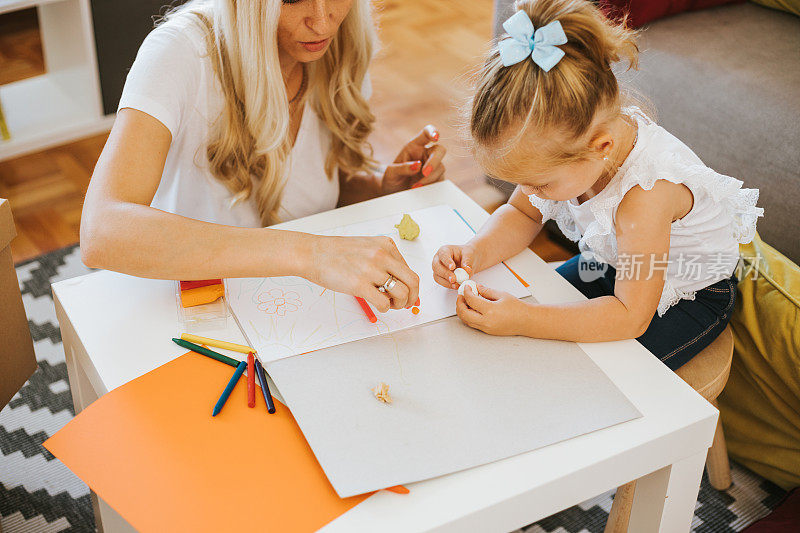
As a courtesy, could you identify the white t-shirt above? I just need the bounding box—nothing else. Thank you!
[118,17,357,227]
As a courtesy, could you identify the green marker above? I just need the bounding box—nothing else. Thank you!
[172,338,240,368]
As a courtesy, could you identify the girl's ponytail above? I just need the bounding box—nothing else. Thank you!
[470,0,639,168]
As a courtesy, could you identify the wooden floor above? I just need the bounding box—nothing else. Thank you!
[0,1,570,265]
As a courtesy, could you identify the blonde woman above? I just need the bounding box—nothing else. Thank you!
[81,0,446,312]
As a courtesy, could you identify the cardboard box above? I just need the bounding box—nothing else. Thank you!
[0,199,36,409]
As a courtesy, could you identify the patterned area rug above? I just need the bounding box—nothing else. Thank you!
[0,245,787,532]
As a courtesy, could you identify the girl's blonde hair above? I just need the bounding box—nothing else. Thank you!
[470,0,639,175]
[164,0,377,226]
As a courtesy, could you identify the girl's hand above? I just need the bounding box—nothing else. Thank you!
[456,284,527,336]
[307,235,420,313]
[432,244,481,289]
[381,125,446,194]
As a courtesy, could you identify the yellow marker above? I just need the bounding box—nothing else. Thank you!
[179,333,253,354]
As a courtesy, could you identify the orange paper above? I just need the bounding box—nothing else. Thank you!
[180,283,224,307]
[44,353,370,532]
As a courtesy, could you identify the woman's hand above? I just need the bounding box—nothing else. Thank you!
[432,244,481,289]
[381,125,446,194]
[456,284,528,336]
[307,235,420,313]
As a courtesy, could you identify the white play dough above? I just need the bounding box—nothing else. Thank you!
[453,268,470,285]
[458,279,478,297]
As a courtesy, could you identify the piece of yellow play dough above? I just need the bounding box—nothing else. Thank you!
[373,382,392,404]
[394,214,420,240]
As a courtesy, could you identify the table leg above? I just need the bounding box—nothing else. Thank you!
[55,297,137,533]
[628,451,706,533]
[61,325,95,415]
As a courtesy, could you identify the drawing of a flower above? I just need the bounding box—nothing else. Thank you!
[257,289,302,316]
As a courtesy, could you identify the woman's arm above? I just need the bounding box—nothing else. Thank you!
[337,169,384,206]
[81,109,316,280]
[81,109,419,312]
[457,182,677,340]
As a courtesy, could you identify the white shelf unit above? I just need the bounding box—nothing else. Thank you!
[0,0,115,161]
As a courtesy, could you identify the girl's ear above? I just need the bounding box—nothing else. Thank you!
[589,129,614,159]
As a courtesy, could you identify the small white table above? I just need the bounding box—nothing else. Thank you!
[53,181,717,533]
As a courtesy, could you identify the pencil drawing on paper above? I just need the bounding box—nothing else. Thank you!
[257,289,302,317]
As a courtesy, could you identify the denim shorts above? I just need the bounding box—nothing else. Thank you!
[556,255,737,371]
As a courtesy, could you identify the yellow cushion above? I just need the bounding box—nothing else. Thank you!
[751,0,800,16]
[718,234,800,490]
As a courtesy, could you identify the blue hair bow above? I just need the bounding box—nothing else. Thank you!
[498,11,568,72]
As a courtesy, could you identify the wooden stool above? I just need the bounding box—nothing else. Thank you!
[604,325,734,533]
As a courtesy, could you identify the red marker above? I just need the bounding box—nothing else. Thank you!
[354,296,378,323]
[247,352,255,408]
[179,279,222,291]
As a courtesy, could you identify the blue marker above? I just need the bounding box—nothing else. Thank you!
[452,208,476,233]
[212,361,247,417]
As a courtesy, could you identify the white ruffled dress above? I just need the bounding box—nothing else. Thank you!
[529,108,763,316]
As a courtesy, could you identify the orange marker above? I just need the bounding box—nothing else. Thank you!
[502,261,530,288]
[406,297,421,310]
[354,296,377,323]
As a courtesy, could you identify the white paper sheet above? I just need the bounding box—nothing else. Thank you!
[267,317,643,498]
[226,205,529,362]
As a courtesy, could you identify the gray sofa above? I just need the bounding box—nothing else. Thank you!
[492,1,800,263]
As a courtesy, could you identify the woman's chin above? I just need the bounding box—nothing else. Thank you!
[293,48,329,64]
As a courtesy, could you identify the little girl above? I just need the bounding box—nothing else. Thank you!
[432,0,762,370]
